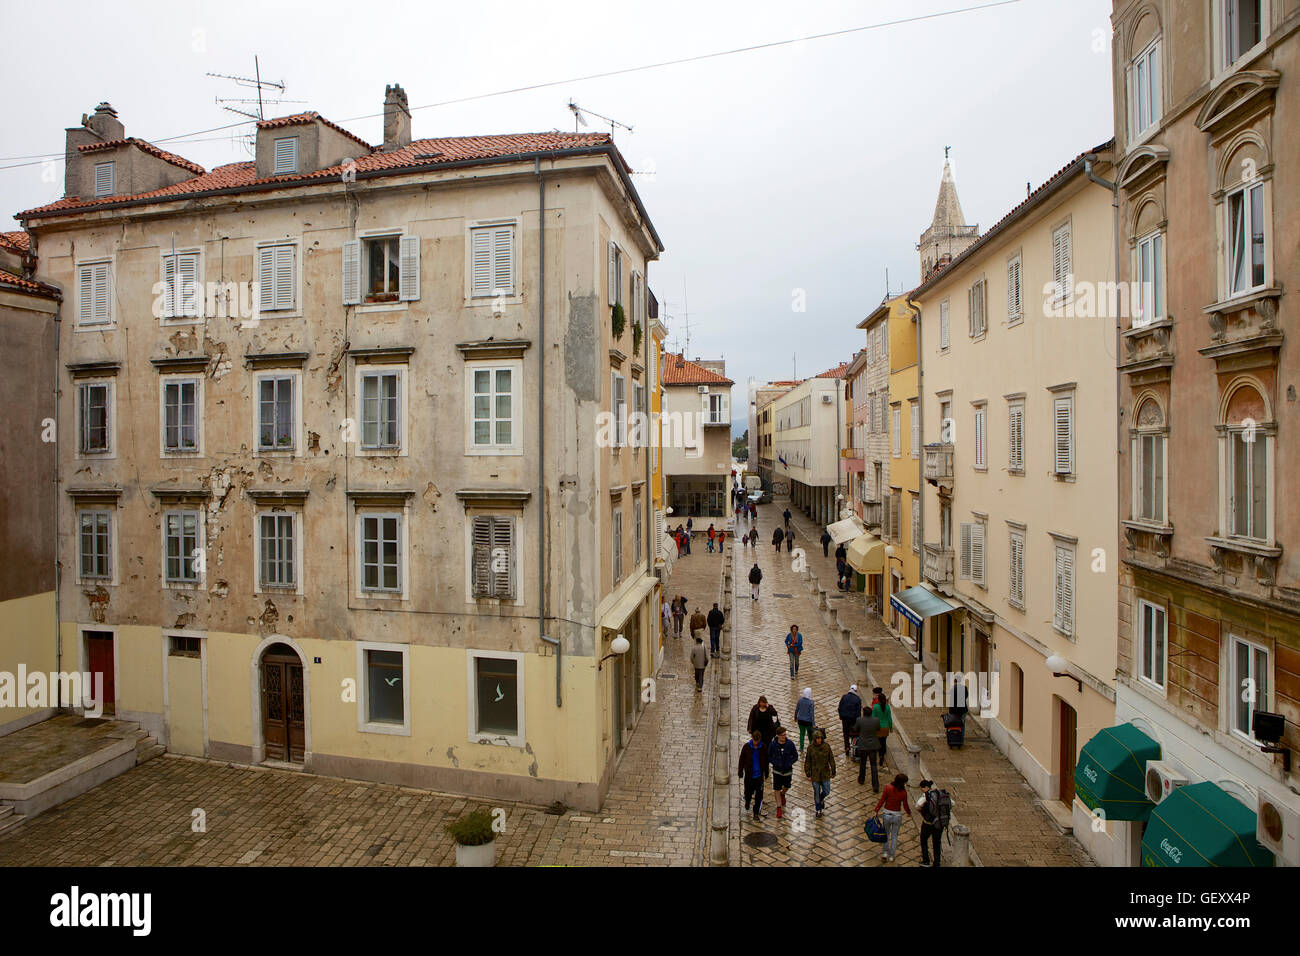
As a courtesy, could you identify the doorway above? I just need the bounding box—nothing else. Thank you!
[260,643,305,762]
[85,631,115,715]
[1058,698,1077,805]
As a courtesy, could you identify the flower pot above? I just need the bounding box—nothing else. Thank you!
[455,840,496,867]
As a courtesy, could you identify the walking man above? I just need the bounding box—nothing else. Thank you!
[837,684,864,759]
[783,507,792,528]
[803,727,836,818]
[684,518,692,554]
[917,780,954,867]
[689,606,706,642]
[853,707,882,790]
[784,527,794,553]
[768,726,799,820]
[690,635,709,692]
[671,596,685,638]
[739,729,770,820]
[748,563,763,600]
[784,624,803,678]
[820,529,833,557]
[834,542,847,565]
[771,526,784,553]
[795,688,815,752]
[706,602,725,658]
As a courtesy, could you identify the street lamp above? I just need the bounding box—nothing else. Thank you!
[1045,653,1082,691]
[599,633,631,670]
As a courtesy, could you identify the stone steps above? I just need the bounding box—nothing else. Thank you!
[0,805,22,836]
[135,735,165,764]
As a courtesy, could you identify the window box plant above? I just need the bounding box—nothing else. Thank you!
[366,291,400,304]
[611,301,626,339]
[445,809,497,867]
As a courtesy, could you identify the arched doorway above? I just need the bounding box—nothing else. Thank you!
[260,642,305,763]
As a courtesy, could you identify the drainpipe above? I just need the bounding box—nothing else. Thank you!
[535,159,560,706]
[52,272,63,704]
[905,296,923,663]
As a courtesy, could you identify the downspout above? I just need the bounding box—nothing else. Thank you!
[535,159,560,707]
[905,296,923,664]
[52,273,63,705]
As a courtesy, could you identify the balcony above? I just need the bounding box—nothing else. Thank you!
[924,443,954,493]
[862,500,882,530]
[923,543,954,587]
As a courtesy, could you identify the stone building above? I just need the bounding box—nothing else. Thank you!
[918,155,980,282]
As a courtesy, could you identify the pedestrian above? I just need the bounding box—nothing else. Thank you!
[873,773,912,863]
[837,684,864,758]
[683,524,692,555]
[871,686,893,768]
[795,687,815,752]
[803,727,836,818]
[784,527,794,553]
[686,516,693,541]
[749,503,756,526]
[747,695,780,746]
[707,602,725,658]
[717,528,726,553]
[771,526,783,553]
[916,780,954,867]
[689,606,706,642]
[768,726,799,820]
[784,624,803,678]
[821,529,833,557]
[661,597,672,640]
[738,729,770,820]
[834,542,847,565]
[783,507,792,528]
[853,707,882,791]
[835,558,847,590]
[671,596,685,637]
[741,530,749,548]
[707,524,716,553]
[690,634,709,692]
[840,561,854,591]
[749,563,762,600]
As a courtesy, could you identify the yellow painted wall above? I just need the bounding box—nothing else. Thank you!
[0,591,57,728]
[166,654,204,755]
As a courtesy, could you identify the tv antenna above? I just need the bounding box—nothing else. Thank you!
[209,56,300,122]
[568,100,632,135]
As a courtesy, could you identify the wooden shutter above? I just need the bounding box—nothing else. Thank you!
[258,247,275,312]
[178,254,198,316]
[1009,534,1023,603]
[975,407,986,467]
[342,240,361,304]
[892,408,901,456]
[492,226,513,295]
[1053,225,1072,300]
[1055,545,1074,633]
[654,509,665,560]
[971,522,985,586]
[399,235,420,301]
[890,494,901,542]
[491,517,514,599]
[1008,258,1022,317]
[78,265,93,324]
[959,522,972,579]
[471,228,492,297]
[274,246,294,310]
[911,402,920,456]
[472,516,492,597]
[274,137,297,174]
[1009,405,1024,470]
[1054,396,1073,474]
[939,300,950,349]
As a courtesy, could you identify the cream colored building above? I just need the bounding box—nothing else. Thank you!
[660,353,732,518]
[771,367,847,526]
[20,89,664,810]
[912,145,1119,824]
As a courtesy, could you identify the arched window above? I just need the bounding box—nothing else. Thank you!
[1220,381,1272,542]
[1132,396,1167,524]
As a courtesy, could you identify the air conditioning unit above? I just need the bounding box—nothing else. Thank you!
[1145,760,1188,804]
[820,394,834,404]
[697,385,709,394]
[1257,788,1300,866]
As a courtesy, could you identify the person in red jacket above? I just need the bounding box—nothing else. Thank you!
[873,773,912,863]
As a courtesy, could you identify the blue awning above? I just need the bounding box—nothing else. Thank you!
[889,585,959,629]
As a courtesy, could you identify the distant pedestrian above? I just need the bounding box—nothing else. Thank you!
[707,602,725,657]
[768,726,799,820]
[837,684,864,758]
[671,596,685,638]
[690,635,709,692]
[871,687,893,768]
[783,507,792,528]
[771,527,783,553]
[784,527,794,553]
[784,624,803,678]
[836,558,850,591]
[686,517,693,539]
[873,773,912,863]
[739,729,770,820]
[717,529,726,553]
[741,530,749,548]
[689,607,706,642]
[839,561,854,591]
[853,708,882,791]
[749,563,763,600]
[821,529,833,557]
[834,542,847,565]
[803,727,836,818]
[707,524,716,553]
[795,687,815,752]
[917,780,954,867]
[747,695,780,747]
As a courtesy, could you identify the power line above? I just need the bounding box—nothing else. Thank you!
[0,0,1022,173]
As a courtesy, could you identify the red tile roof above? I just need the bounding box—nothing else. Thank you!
[77,138,206,175]
[21,130,621,220]
[0,267,61,300]
[0,231,29,254]
[257,111,372,151]
[816,362,851,380]
[662,353,733,387]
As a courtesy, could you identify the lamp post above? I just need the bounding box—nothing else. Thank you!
[599,633,631,671]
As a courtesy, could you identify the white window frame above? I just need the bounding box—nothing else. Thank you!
[608,241,624,307]
[1134,229,1165,327]
[1137,599,1168,692]
[465,360,523,456]
[973,402,987,470]
[75,258,113,329]
[160,374,203,457]
[1223,425,1272,542]
[1052,540,1075,638]
[254,371,303,458]
[612,372,627,448]
[968,277,987,338]
[273,136,299,175]
[1128,36,1162,144]
[159,249,204,322]
[1228,633,1269,742]
[1052,392,1075,477]
[93,161,115,198]
[467,649,526,748]
[1225,180,1269,298]
[467,219,519,303]
[1217,0,1268,74]
[612,506,624,583]
[77,508,116,585]
[356,365,408,457]
[77,378,116,458]
[162,508,205,590]
[465,513,523,605]
[357,510,408,599]
[254,509,303,595]
[1008,527,1025,609]
[1133,427,1167,525]
[356,641,411,736]
[634,493,643,565]
[255,239,300,317]
[939,298,950,351]
[911,496,920,554]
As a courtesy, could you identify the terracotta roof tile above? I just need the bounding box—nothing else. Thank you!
[0,267,61,300]
[0,231,30,254]
[256,111,373,151]
[661,353,733,387]
[76,138,206,175]
[816,362,851,380]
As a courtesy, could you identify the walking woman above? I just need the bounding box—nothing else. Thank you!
[871,687,894,769]
[671,596,685,638]
[795,687,815,751]
[803,727,836,818]
[746,696,780,747]
[771,526,784,553]
[873,773,912,863]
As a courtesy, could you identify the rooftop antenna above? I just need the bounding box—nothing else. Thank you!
[209,56,298,122]
[681,277,691,357]
[568,100,633,136]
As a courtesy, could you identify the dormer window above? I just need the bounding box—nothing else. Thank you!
[273,136,299,175]
[93,161,114,197]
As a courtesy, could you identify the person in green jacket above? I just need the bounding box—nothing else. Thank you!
[871,687,893,769]
[802,727,837,818]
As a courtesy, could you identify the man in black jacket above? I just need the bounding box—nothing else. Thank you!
[738,728,770,820]
[853,710,882,790]
[837,684,864,758]
[821,529,833,557]
[748,563,763,600]
[706,602,725,658]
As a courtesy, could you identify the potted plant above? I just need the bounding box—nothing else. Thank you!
[445,809,497,867]
[632,321,643,355]
[611,301,626,339]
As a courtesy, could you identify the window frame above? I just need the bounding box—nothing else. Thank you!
[93,161,115,198]
[356,641,411,736]
[972,402,987,471]
[160,374,203,457]
[891,405,902,458]
[1133,424,1168,526]
[1052,392,1075,477]
[1006,254,1024,325]
[612,505,624,584]
[467,513,522,604]
[254,371,302,457]
[467,219,519,302]
[255,509,302,594]
[1224,180,1268,298]
[356,365,408,456]
[1224,425,1271,542]
[467,649,526,748]
[1007,526,1025,609]
[1136,598,1168,692]
[1128,36,1163,144]
[162,508,204,589]
[968,276,987,339]
[77,379,115,458]
[159,249,204,323]
[938,298,951,351]
[273,136,299,175]
[1052,221,1073,306]
[358,511,406,598]
[1052,539,1076,638]
[75,257,113,329]
[1007,399,1025,475]
[77,508,114,584]
[1228,633,1269,742]
[1218,0,1267,73]
[1134,229,1166,327]
[465,360,523,456]
[254,239,300,316]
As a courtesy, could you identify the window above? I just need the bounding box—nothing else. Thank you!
[613,507,624,583]
[1053,542,1075,636]
[1138,600,1167,689]
[1230,635,1269,739]
[634,495,643,564]
[471,366,515,450]
[164,511,201,584]
[361,370,402,450]
[360,514,402,593]
[366,235,399,300]
[162,379,199,453]
[470,223,515,297]
[1226,181,1267,296]
[257,243,296,312]
[959,520,985,587]
[608,242,624,306]
[169,636,201,658]
[472,655,521,739]
[1008,402,1025,473]
[1129,38,1162,140]
[273,136,298,175]
[1222,0,1263,68]
[1052,223,1073,303]
[911,497,920,554]
[1136,431,1166,523]
[910,400,920,458]
[889,492,901,544]
[257,375,295,451]
[891,407,901,457]
[365,648,405,724]
[939,299,950,350]
[611,373,627,447]
[973,404,987,469]
[93,161,115,197]
[1008,529,1025,608]
[1053,394,1074,476]
[1135,231,1164,326]
[1007,256,1023,322]
[161,252,200,319]
[1228,428,1267,539]
[471,515,516,600]
[968,278,987,337]
[76,261,111,327]
[343,234,420,305]
[259,513,296,588]
[79,511,112,580]
[706,392,728,425]
[78,382,111,454]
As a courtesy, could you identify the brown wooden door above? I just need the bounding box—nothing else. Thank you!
[86,632,115,715]
[1058,698,1077,805]
[261,650,305,762]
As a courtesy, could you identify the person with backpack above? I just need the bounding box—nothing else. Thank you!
[746,696,780,747]
[690,635,709,692]
[852,707,882,791]
[837,684,864,758]
[748,563,763,600]
[873,773,912,863]
[916,779,954,867]
[871,687,893,769]
[768,726,799,820]
[689,606,707,642]
[784,624,803,678]
[738,729,770,820]
[803,727,836,818]
[795,687,815,752]
[706,602,725,658]
[771,526,784,553]
[820,529,833,557]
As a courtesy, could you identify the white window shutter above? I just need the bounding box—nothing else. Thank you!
[178,254,198,316]
[492,517,514,599]
[163,255,177,317]
[971,522,985,586]
[890,494,901,542]
[471,229,492,297]
[472,516,491,597]
[492,226,513,295]
[911,404,920,456]
[959,523,972,579]
[399,235,420,301]
[1054,396,1074,474]
[608,241,617,305]
[274,246,294,310]
[258,247,275,312]
[939,301,950,349]
[720,392,729,422]
[342,240,361,305]
[78,265,93,324]
[1055,546,1074,633]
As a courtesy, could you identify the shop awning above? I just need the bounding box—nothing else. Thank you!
[827,515,866,545]
[1074,724,1161,822]
[600,579,654,634]
[1141,782,1274,867]
[889,585,958,629]
[846,534,885,573]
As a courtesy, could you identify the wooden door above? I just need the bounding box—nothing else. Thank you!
[261,650,305,762]
[86,632,115,715]
[1058,699,1077,805]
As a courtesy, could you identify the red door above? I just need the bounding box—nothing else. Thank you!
[86,632,115,715]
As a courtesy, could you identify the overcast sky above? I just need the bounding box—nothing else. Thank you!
[1,0,1115,423]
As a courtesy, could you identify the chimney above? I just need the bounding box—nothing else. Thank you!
[87,102,124,141]
[382,84,411,152]
[64,102,124,199]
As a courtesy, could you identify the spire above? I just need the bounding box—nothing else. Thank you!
[929,159,969,236]
[918,149,979,281]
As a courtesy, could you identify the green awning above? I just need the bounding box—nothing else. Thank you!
[1074,724,1160,822]
[1141,782,1274,867]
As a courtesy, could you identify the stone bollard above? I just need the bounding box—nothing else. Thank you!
[905,742,923,780]
[710,810,729,865]
[950,823,972,866]
[817,589,829,610]
[833,608,844,630]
